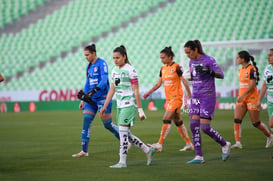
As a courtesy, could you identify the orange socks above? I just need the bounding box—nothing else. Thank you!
[158,121,192,145]
[177,124,191,144]
[234,122,242,142]
[158,123,171,145]
[257,122,271,137]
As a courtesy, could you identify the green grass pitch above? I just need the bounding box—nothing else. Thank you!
[0,109,272,181]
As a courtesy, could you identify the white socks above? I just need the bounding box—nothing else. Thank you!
[118,126,150,164]
[118,126,130,164]
[128,132,149,153]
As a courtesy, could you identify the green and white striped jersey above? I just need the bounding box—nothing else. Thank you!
[264,64,273,102]
[111,63,138,108]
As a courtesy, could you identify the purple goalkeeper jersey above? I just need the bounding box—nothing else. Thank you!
[189,54,224,98]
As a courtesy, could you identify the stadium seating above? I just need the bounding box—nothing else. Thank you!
[0,0,272,92]
[0,0,49,27]
[0,0,168,80]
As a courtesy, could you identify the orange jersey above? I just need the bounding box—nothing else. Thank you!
[160,62,183,100]
[238,64,258,98]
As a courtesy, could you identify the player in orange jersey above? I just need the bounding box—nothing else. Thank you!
[231,50,273,149]
[143,46,193,152]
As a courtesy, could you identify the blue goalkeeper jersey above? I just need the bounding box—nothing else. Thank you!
[83,57,109,101]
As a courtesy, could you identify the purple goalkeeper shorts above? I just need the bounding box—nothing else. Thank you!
[189,96,216,119]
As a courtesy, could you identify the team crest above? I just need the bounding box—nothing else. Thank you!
[121,72,125,78]
[170,69,174,73]
[94,67,98,72]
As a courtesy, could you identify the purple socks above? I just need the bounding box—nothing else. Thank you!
[200,123,226,147]
[190,119,227,157]
[190,119,202,156]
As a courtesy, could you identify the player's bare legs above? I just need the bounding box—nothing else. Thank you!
[172,112,193,151]
[248,110,272,148]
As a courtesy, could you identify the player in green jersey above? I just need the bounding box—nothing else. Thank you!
[100,45,155,168]
[258,48,273,138]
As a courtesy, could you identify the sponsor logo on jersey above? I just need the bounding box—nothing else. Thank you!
[89,78,98,85]
[239,83,249,88]
[163,80,173,86]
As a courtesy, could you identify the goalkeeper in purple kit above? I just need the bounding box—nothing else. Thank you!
[72,44,119,157]
[183,40,231,163]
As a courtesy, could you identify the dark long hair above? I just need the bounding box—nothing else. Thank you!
[113,45,130,64]
[184,39,205,54]
[238,50,260,85]
[84,44,96,53]
[160,46,175,59]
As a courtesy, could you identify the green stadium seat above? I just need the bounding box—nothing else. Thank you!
[1,0,272,92]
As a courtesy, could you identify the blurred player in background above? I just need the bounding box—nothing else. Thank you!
[143,46,193,152]
[0,74,4,82]
[100,45,155,168]
[232,50,273,149]
[184,40,230,164]
[72,44,119,157]
[257,48,273,132]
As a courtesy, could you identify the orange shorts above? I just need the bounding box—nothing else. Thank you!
[165,99,182,113]
[236,95,258,110]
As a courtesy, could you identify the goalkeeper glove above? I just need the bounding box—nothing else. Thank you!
[77,90,96,107]
[138,108,147,120]
[86,87,100,97]
[195,65,215,77]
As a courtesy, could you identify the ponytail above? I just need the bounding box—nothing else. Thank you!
[184,39,205,54]
[238,50,260,85]
[113,45,130,64]
[160,46,175,59]
[84,44,96,53]
[250,56,260,85]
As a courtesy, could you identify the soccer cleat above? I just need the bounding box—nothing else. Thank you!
[109,163,127,168]
[265,134,273,148]
[146,146,155,166]
[222,141,231,161]
[179,143,194,151]
[187,155,205,164]
[231,143,243,149]
[72,151,88,157]
[147,143,163,152]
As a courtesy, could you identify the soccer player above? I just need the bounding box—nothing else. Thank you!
[72,44,119,157]
[184,40,231,164]
[257,48,273,132]
[100,45,155,168]
[143,46,193,152]
[232,50,273,149]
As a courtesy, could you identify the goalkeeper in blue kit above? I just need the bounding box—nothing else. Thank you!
[72,44,120,157]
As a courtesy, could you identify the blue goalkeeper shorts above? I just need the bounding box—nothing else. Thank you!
[84,99,112,114]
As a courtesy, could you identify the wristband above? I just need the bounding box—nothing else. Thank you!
[138,108,147,119]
